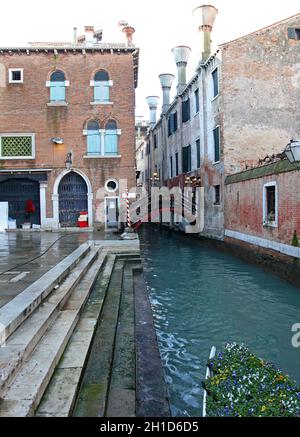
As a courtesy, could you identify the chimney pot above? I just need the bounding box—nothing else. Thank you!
[73,27,77,45]
[172,46,191,94]
[122,26,135,46]
[84,26,95,46]
[193,5,218,62]
[146,96,160,127]
[159,74,175,113]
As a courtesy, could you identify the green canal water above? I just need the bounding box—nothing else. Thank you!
[139,226,300,417]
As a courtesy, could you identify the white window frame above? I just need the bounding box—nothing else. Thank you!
[263,181,278,228]
[9,68,24,84]
[0,133,35,159]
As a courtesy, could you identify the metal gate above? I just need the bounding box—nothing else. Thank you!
[0,178,41,228]
[58,172,88,227]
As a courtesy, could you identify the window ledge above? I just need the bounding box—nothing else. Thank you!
[213,160,221,166]
[0,156,35,160]
[212,94,219,102]
[263,221,278,229]
[83,155,121,159]
[47,102,68,107]
[90,101,114,106]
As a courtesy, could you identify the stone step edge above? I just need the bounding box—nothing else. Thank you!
[0,242,92,346]
[0,247,101,399]
[35,254,117,417]
[0,253,108,417]
[71,259,125,418]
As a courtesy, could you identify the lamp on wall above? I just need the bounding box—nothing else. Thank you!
[284,139,300,167]
[65,152,73,170]
[51,137,64,145]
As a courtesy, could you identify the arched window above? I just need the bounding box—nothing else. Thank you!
[93,70,110,103]
[50,70,66,102]
[105,120,118,156]
[87,120,101,155]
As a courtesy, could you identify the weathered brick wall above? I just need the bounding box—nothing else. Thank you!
[225,168,300,246]
[221,15,300,175]
[0,50,136,222]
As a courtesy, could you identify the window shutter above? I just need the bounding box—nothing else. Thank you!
[196,139,201,168]
[94,81,110,102]
[105,131,118,155]
[87,132,101,155]
[288,28,296,39]
[187,145,191,172]
[50,81,65,102]
[214,127,220,162]
[174,112,178,132]
[182,147,188,173]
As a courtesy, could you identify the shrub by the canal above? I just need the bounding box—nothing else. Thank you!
[203,343,300,417]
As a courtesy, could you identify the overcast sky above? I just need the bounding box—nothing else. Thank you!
[1,0,299,117]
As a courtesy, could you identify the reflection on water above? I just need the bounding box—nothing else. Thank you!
[139,226,300,417]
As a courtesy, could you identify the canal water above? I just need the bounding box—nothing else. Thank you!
[139,226,300,417]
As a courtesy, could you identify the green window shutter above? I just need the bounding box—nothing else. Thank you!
[214,127,220,162]
[196,139,201,168]
[288,28,296,39]
[182,147,187,173]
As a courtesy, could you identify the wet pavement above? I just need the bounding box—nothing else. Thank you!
[0,231,120,309]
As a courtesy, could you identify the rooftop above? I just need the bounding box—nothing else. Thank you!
[220,11,300,47]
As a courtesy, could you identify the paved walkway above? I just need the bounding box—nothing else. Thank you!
[0,231,119,309]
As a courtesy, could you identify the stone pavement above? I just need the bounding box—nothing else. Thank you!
[0,231,119,309]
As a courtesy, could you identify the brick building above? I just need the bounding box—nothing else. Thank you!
[225,158,300,261]
[143,5,300,240]
[0,25,139,230]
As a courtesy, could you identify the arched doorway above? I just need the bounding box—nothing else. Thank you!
[58,172,88,227]
[0,178,40,228]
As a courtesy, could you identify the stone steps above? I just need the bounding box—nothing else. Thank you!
[35,254,117,417]
[72,259,125,417]
[105,264,138,417]
[0,242,92,346]
[0,246,106,417]
[0,246,100,398]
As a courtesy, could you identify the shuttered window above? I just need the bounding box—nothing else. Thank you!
[94,70,110,102]
[212,69,219,98]
[182,145,191,174]
[87,121,101,155]
[94,82,110,102]
[196,139,201,168]
[105,120,118,156]
[288,28,300,40]
[175,152,179,176]
[182,98,190,123]
[50,71,66,102]
[170,156,173,178]
[195,89,200,114]
[213,127,220,163]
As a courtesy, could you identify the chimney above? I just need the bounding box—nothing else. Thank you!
[193,5,218,62]
[172,46,191,94]
[84,26,94,46]
[146,96,160,127]
[73,27,77,45]
[159,74,175,114]
[122,26,135,46]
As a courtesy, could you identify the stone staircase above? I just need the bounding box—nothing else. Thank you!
[0,240,170,417]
